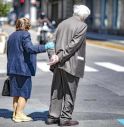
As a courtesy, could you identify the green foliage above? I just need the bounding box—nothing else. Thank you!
[0,0,12,17]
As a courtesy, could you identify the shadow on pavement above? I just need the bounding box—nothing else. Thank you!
[0,109,48,121]
[0,109,12,118]
[29,111,48,121]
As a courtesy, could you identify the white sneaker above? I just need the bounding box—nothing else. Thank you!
[13,113,32,122]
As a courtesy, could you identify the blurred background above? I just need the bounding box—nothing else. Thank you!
[0,0,124,36]
[1,1,124,127]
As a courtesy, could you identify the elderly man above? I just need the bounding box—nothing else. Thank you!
[46,5,90,126]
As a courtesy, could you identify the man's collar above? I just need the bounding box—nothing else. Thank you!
[73,15,81,21]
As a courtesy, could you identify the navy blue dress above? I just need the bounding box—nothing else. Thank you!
[10,75,32,99]
[7,30,46,98]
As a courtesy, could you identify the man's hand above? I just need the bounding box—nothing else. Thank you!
[48,54,59,65]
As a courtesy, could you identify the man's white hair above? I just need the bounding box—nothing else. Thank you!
[73,5,90,20]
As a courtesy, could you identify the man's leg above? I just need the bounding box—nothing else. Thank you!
[60,70,79,125]
[46,68,64,124]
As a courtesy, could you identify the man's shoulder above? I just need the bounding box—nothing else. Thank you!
[61,17,73,23]
[81,22,87,28]
[57,17,87,30]
[60,16,86,25]
[58,17,72,25]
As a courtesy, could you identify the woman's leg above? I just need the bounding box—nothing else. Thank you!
[13,96,19,117]
[13,97,32,122]
[15,76,31,115]
[16,97,27,115]
[11,76,32,122]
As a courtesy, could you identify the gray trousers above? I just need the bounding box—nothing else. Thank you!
[49,68,79,120]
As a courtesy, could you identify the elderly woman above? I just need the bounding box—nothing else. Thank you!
[7,17,54,122]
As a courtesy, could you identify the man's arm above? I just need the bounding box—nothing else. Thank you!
[49,24,87,65]
[57,24,87,63]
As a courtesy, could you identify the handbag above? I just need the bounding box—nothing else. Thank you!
[2,78,10,96]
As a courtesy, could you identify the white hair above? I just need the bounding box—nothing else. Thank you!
[73,5,90,20]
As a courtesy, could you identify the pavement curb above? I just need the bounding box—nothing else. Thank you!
[87,39,124,51]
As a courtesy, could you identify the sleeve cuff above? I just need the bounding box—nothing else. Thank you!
[39,45,46,52]
[57,51,63,62]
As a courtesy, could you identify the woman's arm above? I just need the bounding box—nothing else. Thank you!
[22,32,46,54]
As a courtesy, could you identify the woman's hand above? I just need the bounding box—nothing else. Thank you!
[45,42,54,50]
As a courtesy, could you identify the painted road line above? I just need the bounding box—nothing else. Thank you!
[37,62,50,72]
[95,62,124,72]
[85,66,98,72]
[117,119,124,125]
[0,69,6,74]
[37,62,98,72]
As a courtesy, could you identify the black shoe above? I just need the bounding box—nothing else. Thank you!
[45,117,59,125]
[59,120,79,126]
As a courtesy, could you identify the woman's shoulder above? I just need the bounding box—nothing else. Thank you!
[15,30,30,38]
[9,31,30,40]
[22,31,30,38]
[19,30,30,34]
[10,30,29,36]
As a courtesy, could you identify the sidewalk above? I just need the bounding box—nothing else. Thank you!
[0,54,7,77]
[87,32,124,51]
[87,32,124,44]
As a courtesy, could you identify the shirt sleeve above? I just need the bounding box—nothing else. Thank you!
[22,32,46,54]
[56,24,87,63]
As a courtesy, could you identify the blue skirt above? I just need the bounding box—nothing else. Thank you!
[10,75,32,99]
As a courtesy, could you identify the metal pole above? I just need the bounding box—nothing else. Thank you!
[112,0,118,29]
[61,0,64,19]
[100,0,106,32]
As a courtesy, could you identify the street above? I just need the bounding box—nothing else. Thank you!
[0,26,124,127]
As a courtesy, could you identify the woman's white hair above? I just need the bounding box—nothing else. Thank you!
[73,5,90,20]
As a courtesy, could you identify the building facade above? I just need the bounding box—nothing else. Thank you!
[48,0,124,36]
[84,0,122,35]
[12,0,124,36]
[13,0,37,25]
[47,0,73,24]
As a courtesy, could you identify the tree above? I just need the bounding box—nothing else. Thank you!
[0,0,12,17]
